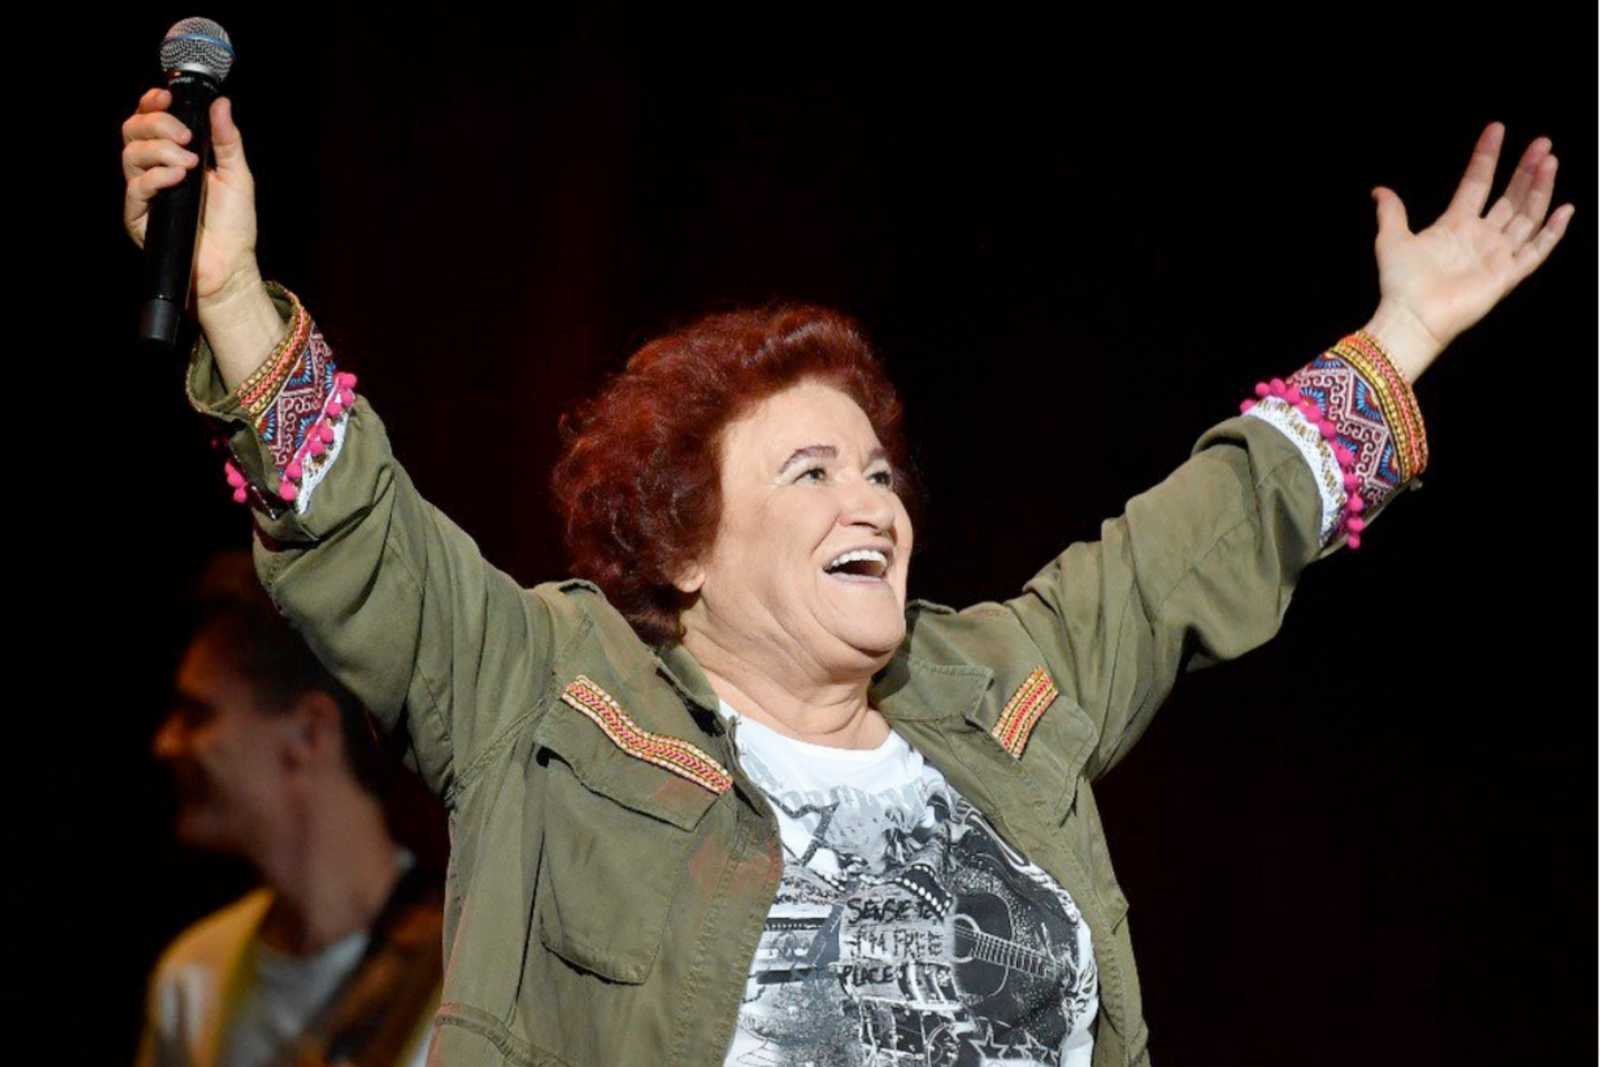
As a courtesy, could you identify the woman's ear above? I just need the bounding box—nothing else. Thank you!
[671,562,706,596]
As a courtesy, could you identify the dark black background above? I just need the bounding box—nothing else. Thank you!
[47,6,1591,1065]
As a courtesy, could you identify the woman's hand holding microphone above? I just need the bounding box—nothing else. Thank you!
[122,89,281,391]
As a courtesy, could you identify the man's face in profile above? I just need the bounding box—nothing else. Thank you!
[153,635,294,856]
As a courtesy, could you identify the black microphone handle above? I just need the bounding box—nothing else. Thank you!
[138,70,219,351]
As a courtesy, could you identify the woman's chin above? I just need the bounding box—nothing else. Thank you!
[835,618,907,663]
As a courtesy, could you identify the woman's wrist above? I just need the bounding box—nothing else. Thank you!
[197,266,285,392]
[1359,301,1444,384]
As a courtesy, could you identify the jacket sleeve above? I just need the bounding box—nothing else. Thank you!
[1005,339,1426,781]
[186,284,559,804]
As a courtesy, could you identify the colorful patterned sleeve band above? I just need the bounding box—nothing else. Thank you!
[1240,330,1427,550]
[205,282,358,517]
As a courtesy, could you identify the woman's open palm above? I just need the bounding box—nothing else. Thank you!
[1370,122,1573,354]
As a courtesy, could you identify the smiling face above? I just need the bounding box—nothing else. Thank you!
[152,634,295,856]
[674,378,914,679]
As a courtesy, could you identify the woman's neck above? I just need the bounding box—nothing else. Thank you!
[686,641,889,750]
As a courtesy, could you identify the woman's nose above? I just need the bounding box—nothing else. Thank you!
[839,475,894,533]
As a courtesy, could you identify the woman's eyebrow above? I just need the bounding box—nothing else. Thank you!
[779,445,888,472]
[780,445,836,472]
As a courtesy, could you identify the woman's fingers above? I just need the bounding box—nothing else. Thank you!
[1504,154,1557,246]
[1510,202,1575,285]
[123,96,249,185]
[136,86,171,113]
[1436,124,1566,274]
[122,137,200,180]
[208,97,251,178]
[1486,136,1553,229]
[122,88,193,185]
[124,163,190,242]
[123,87,191,245]
[1371,185,1411,248]
[1443,121,1504,220]
[122,108,192,152]
[132,165,190,199]
[211,98,240,155]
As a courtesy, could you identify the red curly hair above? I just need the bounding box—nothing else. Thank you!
[550,302,915,646]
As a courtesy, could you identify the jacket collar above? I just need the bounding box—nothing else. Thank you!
[552,579,728,740]
[872,597,994,726]
[651,641,725,731]
[870,654,992,725]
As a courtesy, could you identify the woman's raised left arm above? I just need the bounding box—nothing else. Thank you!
[1001,123,1572,781]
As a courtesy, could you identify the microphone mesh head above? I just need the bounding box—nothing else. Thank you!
[160,18,234,82]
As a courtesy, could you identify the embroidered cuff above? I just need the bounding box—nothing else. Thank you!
[186,283,359,517]
[1328,331,1428,477]
[1241,330,1428,550]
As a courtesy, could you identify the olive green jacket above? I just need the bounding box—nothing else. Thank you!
[188,296,1404,1067]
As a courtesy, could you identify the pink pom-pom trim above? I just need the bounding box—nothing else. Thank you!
[229,371,360,510]
[1244,378,1369,550]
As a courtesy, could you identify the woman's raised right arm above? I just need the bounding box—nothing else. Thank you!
[125,92,563,805]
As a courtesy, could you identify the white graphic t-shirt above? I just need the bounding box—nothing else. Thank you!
[720,700,1098,1067]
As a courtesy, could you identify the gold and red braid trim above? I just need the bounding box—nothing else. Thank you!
[560,676,733,795]
[991,667,1060,759]
[1331,331,1429,478]
[236,282,312,422]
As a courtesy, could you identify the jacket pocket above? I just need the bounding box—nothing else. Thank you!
[528,698,721,984]
[1016,688,1098,827]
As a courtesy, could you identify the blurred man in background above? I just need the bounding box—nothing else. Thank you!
[136,552,442,1067]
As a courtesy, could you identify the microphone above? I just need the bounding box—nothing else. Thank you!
[138,18,234,351]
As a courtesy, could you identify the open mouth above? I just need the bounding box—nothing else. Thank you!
[824,548,890,580]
